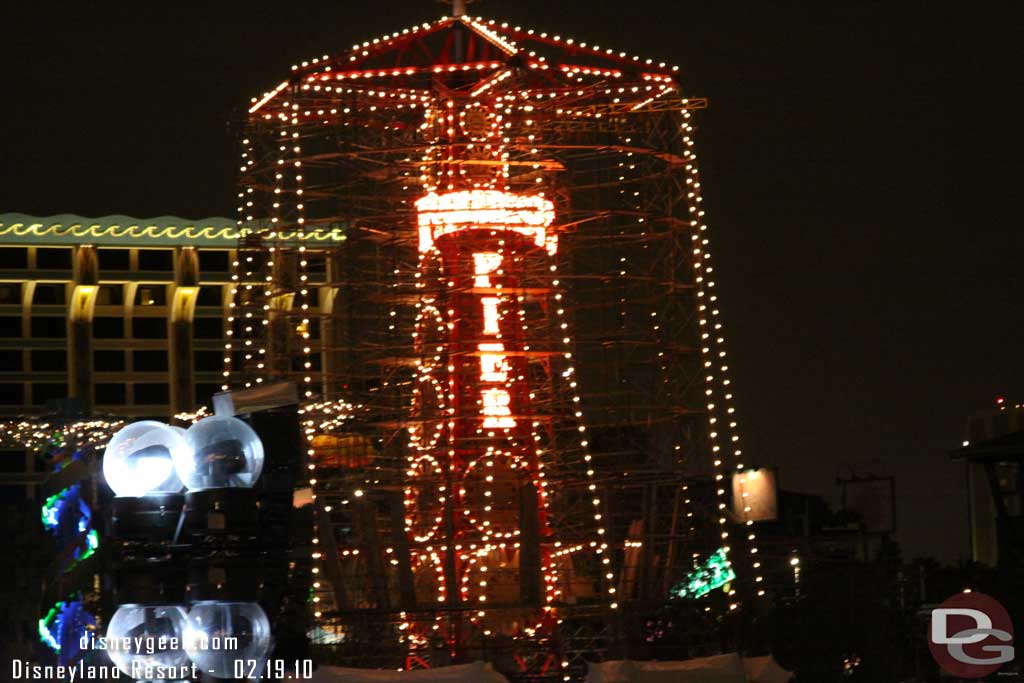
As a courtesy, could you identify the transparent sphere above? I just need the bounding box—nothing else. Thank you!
[183,601,271,677]
[103,421,187,497]
[174,416,264,491]
[105,604,190,677]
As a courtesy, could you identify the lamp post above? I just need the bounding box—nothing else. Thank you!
[105,604,191,677]
[175,415,265,544]
[102,412,277,681]
[104,421,188,541]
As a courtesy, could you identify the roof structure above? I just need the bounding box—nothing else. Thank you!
[249,13,698,116]
[951,430,1024,462]
[0,214,345,248]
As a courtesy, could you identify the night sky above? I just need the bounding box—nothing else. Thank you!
[0,1,1011,562]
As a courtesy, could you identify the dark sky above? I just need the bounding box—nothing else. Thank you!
[0,1,1013,562]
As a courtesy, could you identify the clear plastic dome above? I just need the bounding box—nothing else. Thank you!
[102,421,187,497]
[105,604,190,677]
[174,416,264,491]
[183,601,271,677]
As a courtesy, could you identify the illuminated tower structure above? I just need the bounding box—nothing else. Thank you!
[229,5,761,676]
[409,189,561,628]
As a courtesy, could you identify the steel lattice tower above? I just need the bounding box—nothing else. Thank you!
[227,7,759,679]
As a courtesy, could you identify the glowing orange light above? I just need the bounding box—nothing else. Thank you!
[481,297,501,335]
[478,343,509,382]
[481,388,515,428]
[415,190,556,253]
[473,252,502,287]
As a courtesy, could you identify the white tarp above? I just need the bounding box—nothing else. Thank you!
[586,654,792,683]
[306,655,791,683]
[309,662,509,682]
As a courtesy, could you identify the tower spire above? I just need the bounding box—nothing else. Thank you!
[452,0,465,17]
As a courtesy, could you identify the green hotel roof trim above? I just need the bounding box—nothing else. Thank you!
[0,214,346,247]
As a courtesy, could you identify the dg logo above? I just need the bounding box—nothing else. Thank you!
[928,591,1015,678]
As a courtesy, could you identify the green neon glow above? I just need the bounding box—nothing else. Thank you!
[41,487,69,528]
[671,547,736,600]
[81,529,99,562]
[40,486,99,569]
[38,602,64,651]
[0,214,347,248]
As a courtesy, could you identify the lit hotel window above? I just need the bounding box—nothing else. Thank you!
[135,286,166,306]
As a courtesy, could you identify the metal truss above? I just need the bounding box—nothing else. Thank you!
[229,12,743,680]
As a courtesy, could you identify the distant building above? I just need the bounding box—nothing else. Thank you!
[0,214,340,418]
[952,400,1024,567]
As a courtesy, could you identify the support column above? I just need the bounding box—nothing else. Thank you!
[170,247,200,414]
[269,250,298,380]
[68,246,98,411]
[318,283,339,399]
[322,249,349,400]
[519,482,542,607]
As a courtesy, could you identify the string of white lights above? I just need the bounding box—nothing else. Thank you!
[680,109,763,598]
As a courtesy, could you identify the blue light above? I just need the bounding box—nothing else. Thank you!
[40,485,99,571]
[39,597,97,665]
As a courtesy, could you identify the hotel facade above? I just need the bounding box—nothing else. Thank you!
[0,214,341,418]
